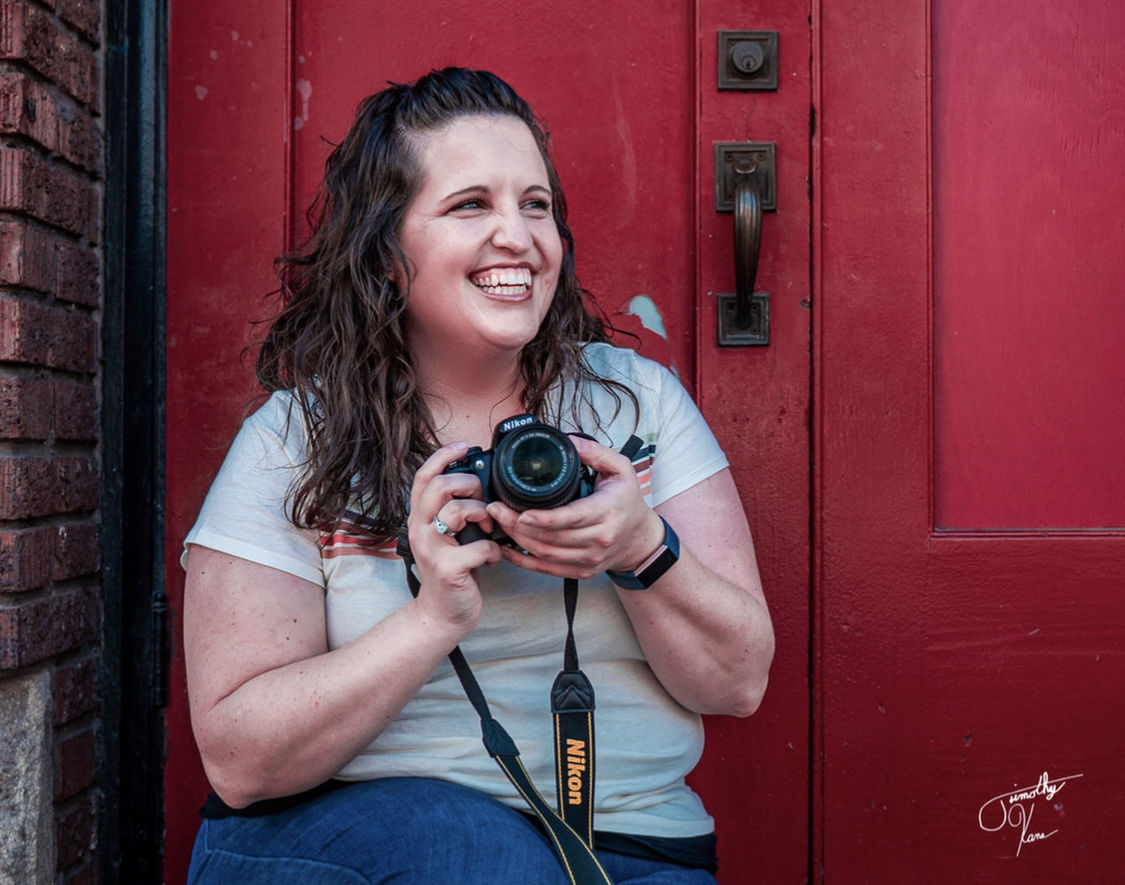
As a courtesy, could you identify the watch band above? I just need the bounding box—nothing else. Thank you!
[607,516,680,590]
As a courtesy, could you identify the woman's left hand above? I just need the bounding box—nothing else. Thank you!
[485,435,665,579]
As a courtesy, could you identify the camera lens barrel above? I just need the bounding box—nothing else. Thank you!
[492,425,582,511]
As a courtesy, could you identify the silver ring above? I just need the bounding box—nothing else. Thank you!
[433,517,456,538]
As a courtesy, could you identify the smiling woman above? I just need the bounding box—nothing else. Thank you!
[180,67,773,885]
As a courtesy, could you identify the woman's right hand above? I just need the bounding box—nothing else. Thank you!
[405,442,501,636]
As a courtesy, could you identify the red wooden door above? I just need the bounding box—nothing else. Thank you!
[165,2,811,883]
[816,1,1124,881]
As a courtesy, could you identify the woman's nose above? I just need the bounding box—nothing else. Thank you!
[490,208,533,252]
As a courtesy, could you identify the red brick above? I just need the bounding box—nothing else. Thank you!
[0,73,102,175]
[0,147,99,239]
[0,523,54,591]
[0,455,53,516]
[53,378,95,439]
[0,369,53,437]
[0,584,98,668]
[53,655,98,724]
[0,219,56,292]
[0,454,99,518]
[0,297,97,372]
[55,240,98,306]
[0,0,100,108]
[55,793,95,869]
[53,519,98,579]
[53,658,98,723]
[0,296,47,363]
[0,70,58,152]
[56,0,100,47]
[54,97,102,175]
[54,727,95,800]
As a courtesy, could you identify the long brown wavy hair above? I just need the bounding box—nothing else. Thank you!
[256,67,636,540]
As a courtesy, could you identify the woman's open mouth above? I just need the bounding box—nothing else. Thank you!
[469,266,533,296]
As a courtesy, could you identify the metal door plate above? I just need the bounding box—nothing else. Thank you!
[718,291,770,346]
[714,142,776,212]
[718,30,779,91]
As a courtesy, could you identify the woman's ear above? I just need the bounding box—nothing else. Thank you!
[388,259,410,293]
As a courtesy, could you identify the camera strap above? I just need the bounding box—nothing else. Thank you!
[552,577,596,845]
[549,432,642,845]
[393,434,644,885]
[397,538,614,885]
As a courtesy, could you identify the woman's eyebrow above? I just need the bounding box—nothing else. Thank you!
[440,184,486,202]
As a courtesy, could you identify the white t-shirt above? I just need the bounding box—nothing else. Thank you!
[184,342,729,837]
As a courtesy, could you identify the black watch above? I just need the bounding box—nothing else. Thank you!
[607,517,680,590]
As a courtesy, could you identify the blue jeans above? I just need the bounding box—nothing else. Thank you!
[188,777,717,884]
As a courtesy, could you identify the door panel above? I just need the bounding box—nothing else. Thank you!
[816,1,1124,881]
[932,0,1125,531]
[166,2,812,883]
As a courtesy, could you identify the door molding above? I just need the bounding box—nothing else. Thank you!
[102,0,168,878]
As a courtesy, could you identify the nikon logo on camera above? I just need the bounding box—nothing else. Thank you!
[565,738,587,806]
[498,414,536,434]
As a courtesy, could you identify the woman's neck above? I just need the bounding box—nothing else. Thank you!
[415,355,528,447]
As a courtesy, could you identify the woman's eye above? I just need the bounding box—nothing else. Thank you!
[523,199,551,213]
[451,199,484,212]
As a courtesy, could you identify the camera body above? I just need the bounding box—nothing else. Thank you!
[442,414,595,544]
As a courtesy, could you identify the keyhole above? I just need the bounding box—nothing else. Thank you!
[730,41,765,75]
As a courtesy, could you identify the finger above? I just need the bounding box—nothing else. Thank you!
[569,434,632,477]
[430,514,459,540]
[436,498,494,537]
[499,544,600,581]
[409,441,470,510]
[416,472,487,523]
[486,495,616,547]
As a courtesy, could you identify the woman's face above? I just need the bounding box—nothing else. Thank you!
[396,114,564,367]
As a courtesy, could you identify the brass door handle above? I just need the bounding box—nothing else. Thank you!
[715,142,774,346]
[732,169,762,331]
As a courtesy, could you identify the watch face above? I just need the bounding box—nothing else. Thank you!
[637,547,676,586]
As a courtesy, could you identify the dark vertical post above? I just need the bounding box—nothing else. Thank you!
[102,0,168,880]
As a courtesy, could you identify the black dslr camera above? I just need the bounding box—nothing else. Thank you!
[442,414,596,544]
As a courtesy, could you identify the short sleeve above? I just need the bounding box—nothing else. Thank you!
[643,361,729,506]
[579,344,729,507]
[181,392,325,587]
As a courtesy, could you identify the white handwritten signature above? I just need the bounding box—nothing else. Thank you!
[977,771,1084,856]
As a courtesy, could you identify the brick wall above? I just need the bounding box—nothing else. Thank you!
[0,0,104,883]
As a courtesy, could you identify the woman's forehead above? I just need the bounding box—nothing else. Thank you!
[411,115,549,189]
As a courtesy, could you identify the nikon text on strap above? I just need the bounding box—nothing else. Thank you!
[552,576,596,845]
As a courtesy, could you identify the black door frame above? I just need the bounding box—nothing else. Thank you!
[102,0,167,879]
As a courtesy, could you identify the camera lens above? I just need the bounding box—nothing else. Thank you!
[493,426,580,510]
[510,436,565,487]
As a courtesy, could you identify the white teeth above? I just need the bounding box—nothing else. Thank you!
[470,267,532,293]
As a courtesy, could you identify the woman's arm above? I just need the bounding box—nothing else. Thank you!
[487,439,774,717]
[184,548,466,808]
[184,442,501,808]
[613,467,773,716]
